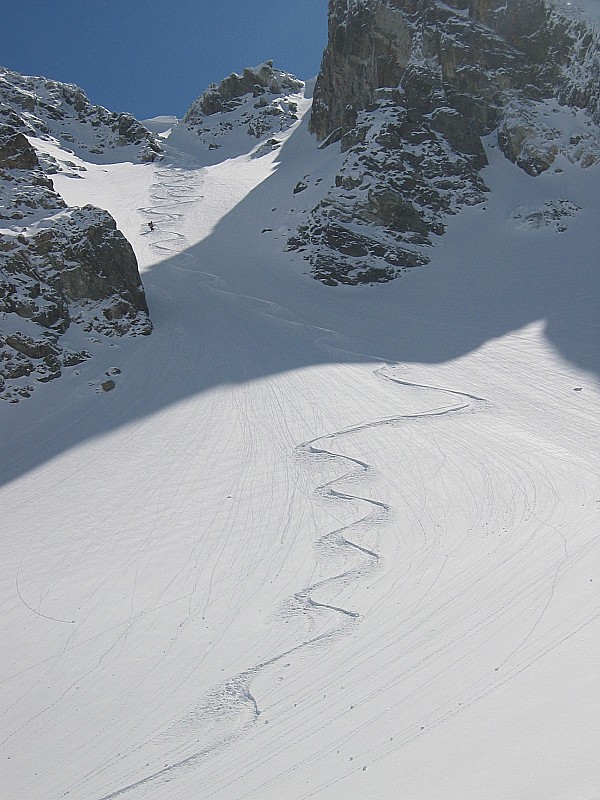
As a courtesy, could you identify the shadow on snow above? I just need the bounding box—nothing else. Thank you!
[1,116,598,487]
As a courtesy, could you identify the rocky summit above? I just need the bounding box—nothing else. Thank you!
[177,61,305,160]
[289,0,600,284]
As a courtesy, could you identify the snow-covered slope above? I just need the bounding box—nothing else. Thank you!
[164,62,305,166]
[1,49,599,800]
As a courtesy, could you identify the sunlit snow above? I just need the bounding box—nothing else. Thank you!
[1,79,599,800]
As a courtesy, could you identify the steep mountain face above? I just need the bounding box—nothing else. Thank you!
[0,61,311,402]
[0,71,154,402]
[290,0,600,284]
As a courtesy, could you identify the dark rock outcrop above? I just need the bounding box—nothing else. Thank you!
[291,0,600,285]
[1,201,152,401]
[0,126,38,170]
[186,62,303,119]
[311,0,599,142]
[288,94,487,285]
[0,122,64,223]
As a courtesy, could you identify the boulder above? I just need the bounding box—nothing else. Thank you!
[0,125,38,170]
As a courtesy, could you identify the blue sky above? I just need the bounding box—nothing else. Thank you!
[3,0,328,120]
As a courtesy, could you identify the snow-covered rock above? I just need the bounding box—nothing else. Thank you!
[0,200,152,401]
[510,197,581,230]
[293,0,600,284]
[288,95,488,285]
[498,97,600,174]
[185,62,303,119]
[0,78,154,402]
[0,123,64,229]
[0,66,162,163]
[173,62,304,161]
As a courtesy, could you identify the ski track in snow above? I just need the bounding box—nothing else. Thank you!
[3,111,600,800]
[51,165,596,800]
[89,385,491,799]
[28,162,493,800]
[140,168,203,252]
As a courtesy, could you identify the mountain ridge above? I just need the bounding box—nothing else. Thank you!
[0,84,155,402]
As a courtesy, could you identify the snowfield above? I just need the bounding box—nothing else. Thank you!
[1,87,599,800]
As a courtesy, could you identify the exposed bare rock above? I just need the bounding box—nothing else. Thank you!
[470,0,600,123]
[185,62,303,119]
[288,96,487,285]
[309,0,529,144]
[1,201,152,400]
[311,0,600,144]
[0,126,38,170]
[0,121,66,223]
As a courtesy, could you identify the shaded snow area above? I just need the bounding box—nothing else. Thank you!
[1,81,599,800]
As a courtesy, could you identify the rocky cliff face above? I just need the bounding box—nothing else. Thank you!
[290,0,600,284]
[0,74,154,402]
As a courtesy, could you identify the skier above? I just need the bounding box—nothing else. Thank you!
[148,221,155,231]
